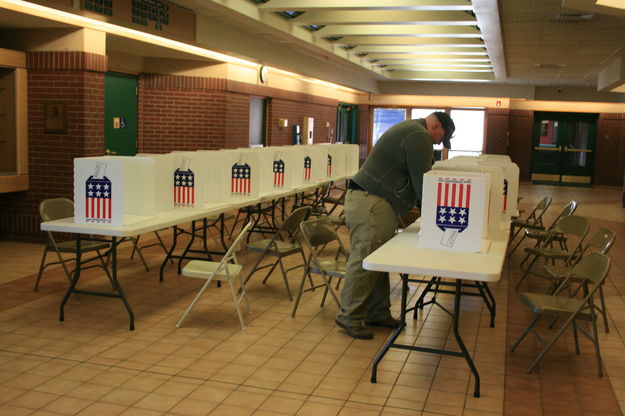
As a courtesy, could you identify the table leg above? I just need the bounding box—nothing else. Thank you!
[452,279,480,397]
[160,225,180,282]
[109,237,135,331]
[371,273,408,383]
[178,220,198,273]
[475,281,496,327]
[60,233,82,322]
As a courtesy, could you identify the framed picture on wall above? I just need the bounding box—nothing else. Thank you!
[45,101,67,133]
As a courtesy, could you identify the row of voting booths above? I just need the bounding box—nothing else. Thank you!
[419,155,519,253]
[74,143,360,226]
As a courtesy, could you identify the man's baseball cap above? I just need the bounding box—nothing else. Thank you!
[433,111,455,149]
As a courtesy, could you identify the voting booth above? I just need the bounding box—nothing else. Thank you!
[74,156,157,226]
[300,145,327,183]
[318,143,352,178]
[198,150,261,203]
[274,146,305,189]
[420,170,491,253]
[343,144,360,176]
[478,155,520,218]
[136,153,175,213]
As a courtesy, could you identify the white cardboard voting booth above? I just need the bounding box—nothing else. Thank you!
[300,145,327,183]
[478,156,520,219]
[274,146,305,189]
[199,150,261,202]
[420,170,491,253]
[74,156,156,226]
[236,147,275,194]
[136,153,175,213]
[343,144,360,176]
[318,143,346,178]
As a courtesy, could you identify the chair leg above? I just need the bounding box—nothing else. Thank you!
[291,265,311,318]
[590,303,604,377]
[237,273,251,314]
[277,259,293,301]
[598,285,610,333]
[510,314,542,353]
[176,275,215,328]
[526,313,577,374]
[34,246,50,291]
[516,256,539,291]
[508,234,527,256]
[227,278,246,330]
[243,249,270,286]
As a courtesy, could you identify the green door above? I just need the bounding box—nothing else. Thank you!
[336,103,358,143]
[105,73,137,156]
[530,112,597,185]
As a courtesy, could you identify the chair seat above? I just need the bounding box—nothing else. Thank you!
[56,240,110,253]
[310,259,347,278]
[520,292,590,316]
[524,246,569,259]
[247,239,302,254]
[182,260,242,281]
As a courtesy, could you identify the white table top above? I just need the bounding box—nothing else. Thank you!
[363,221,508,282]
[41,176,349,237]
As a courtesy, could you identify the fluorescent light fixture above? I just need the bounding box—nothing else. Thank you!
[596,0,625,10]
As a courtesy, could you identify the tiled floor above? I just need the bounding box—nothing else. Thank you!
[0,184,624,415]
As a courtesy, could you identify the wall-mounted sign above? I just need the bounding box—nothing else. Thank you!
[81,0,195,41]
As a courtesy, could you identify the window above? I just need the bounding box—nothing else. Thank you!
[372,108,405,146]
[448,109,485,158]
[411,108,444,158]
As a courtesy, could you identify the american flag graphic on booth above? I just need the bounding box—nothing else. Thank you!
[174,168,195,207]
[503,179,508,211]
[232,163,252,195]
[304,156,312,182]
[85,174,112,223]
[273,159,285,188]
[436,177,471,247]
[327,154,332,177]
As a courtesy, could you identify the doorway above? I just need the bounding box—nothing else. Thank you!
[530,111,597,185]
[104,73,138,156]
[336,103,358,144]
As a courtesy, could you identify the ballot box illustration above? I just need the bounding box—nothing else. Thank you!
[135,153,175,213]
[174,159,195,207]
[171,152,209,208]
[420,171,490,253]
[231,160,251,196]
[74,156,156,226]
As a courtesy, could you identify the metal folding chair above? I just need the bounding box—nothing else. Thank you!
[35,198,112,291]
[176,222,253,330]
[243,206,312,300]
[508,196,552,253]
[291,217,348,318]
[516,215,590,291]
[510,252,611,375]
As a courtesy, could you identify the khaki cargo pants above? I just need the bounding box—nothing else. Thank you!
[335,189,399,327]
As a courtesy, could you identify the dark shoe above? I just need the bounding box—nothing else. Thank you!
[335,319,374,340]
[365,317,402,329]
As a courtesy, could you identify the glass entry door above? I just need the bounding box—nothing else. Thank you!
[531,112,597,185]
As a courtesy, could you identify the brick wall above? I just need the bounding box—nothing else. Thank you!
[484,108,510,155]
[508,110,533,181]
[266,99,337,146]
[0,52,106,242]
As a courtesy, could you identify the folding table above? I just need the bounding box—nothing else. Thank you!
[363,221,508,397]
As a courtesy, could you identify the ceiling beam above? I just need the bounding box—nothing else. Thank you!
[334,36,485,46]
[350,45,487,53]
[258,0,472,11]
[368,54,490,61]
[385,70,495,81]
[314,25,481,37]
[291,10,476,25]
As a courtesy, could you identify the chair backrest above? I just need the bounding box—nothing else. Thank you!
[587,227,616,255]
[278,206,313,240]
[555,252,611,300]
[546,215,590,264]
[547,200,577,230]
[40,198,74,222]
[525,196,552,227]
[221,222,253,269]
[300,217,348,259]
